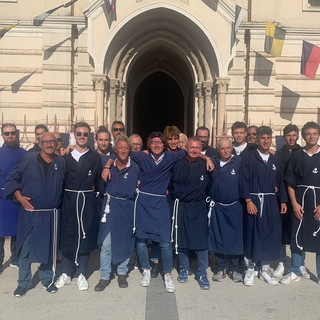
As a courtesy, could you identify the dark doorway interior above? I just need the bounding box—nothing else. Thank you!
[132,71,184,146]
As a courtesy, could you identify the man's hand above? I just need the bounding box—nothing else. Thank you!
[292,202,304,220]
[205,158,215,171]
[280,203,287,214]
[314,205,320,221]
[14,190,34,210]
[101,168,111,181]
[246,200,257,215]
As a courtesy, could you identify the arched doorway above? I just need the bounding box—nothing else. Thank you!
[132,71,185,144]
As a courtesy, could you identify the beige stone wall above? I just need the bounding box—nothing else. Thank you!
[0,0,320,146]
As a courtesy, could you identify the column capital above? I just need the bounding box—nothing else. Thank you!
[215,77,230,94]
[92,74,108,91]
[202,81,213,96]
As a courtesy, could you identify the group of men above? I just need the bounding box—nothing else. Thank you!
[0,119,319,298]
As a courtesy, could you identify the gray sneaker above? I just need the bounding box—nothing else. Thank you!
[232,271,243,283]
[213,270,226,282]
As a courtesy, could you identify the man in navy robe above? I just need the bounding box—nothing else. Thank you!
[55,122,102,291]
[231,121,257,156]
[0,123,26,273]
[171,137,210,289]
[281,122,320,285]
[94,136,140,291]
[208,137,243,283]
[4,132,66,297]
[240,126,287,286]
[273,124,308,278]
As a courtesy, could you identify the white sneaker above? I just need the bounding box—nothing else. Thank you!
[140,269,151,287]
[260,269,279,286]
[244,269,255,286]
[273,262,285,278]
[77,274,88,291]
[164,274,175,293]
[300,266,310,279]
[280,272,300,285]
[55,273,71,288]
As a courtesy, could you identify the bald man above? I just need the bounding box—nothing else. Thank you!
[4,132,66,297]
[208,138,243,283]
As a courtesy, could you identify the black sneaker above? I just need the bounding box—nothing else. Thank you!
[45,283,58,294]
[14,286,28,297]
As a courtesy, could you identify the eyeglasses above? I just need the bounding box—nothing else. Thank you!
[40,140,55,145]
[112,127,125,132]
[76,132,89,137]
[197,135,209,139]
[247,133,257,136]
[3,131,16,136]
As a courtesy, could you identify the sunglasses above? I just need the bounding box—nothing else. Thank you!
[3,131,17,136]
[247,133,257,136]
[76,132,89,137]
[112,127,125,132]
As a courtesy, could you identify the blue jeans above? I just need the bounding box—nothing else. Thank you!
[136,238,172,274]
[18,231,53,289]
[178,249,208,276]
[100,233,129,280]
[290,251,320,278]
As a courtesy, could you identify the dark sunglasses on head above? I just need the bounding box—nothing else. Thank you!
[76,132,89,137]
[112,127,125,132]
[247,133,257,136]
[3,131,16,136]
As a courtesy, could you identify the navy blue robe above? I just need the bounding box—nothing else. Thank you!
[130,150,185,242]
[208,155,243,255]
[285,150,320,253]
[97,158,140,264]
[171,157,208,250]
[275,144,302,245]
[0,145,27,236]
[60,150,102,256]
[4,153,65,263]
[240,150,287,262]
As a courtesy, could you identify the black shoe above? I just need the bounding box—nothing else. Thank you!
[151,263,160,278]
[117,275,128,288]
[14,286,28,297]
[45,283,58,294]
[94,279,111,292]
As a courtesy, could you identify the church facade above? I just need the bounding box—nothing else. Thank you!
[0,0,319,145]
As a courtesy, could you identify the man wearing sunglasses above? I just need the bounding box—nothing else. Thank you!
[56,122,102,291]
[111,121,126,146]
[246,125,258,144]
[0,123,27,274]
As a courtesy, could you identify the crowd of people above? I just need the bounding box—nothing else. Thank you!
[0,119,319,298]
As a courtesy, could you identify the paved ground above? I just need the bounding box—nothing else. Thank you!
[0,238,319,320]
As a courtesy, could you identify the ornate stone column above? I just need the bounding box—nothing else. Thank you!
[92,74,107,127]
[116,81,126,120]
[215,78,230,136]
[109,78,119,126]
[203,81,214,130]
[196,82,204,127]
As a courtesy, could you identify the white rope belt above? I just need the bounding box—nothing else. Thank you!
[295,185,320,250]
[65,189,94,265]
[133,189,166,234]
[101,192,129,223]
[171,199,180,254]
[0,187,4,190]
[26,208,58,287]
[250,193,275,218]
[206,197,238,226]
